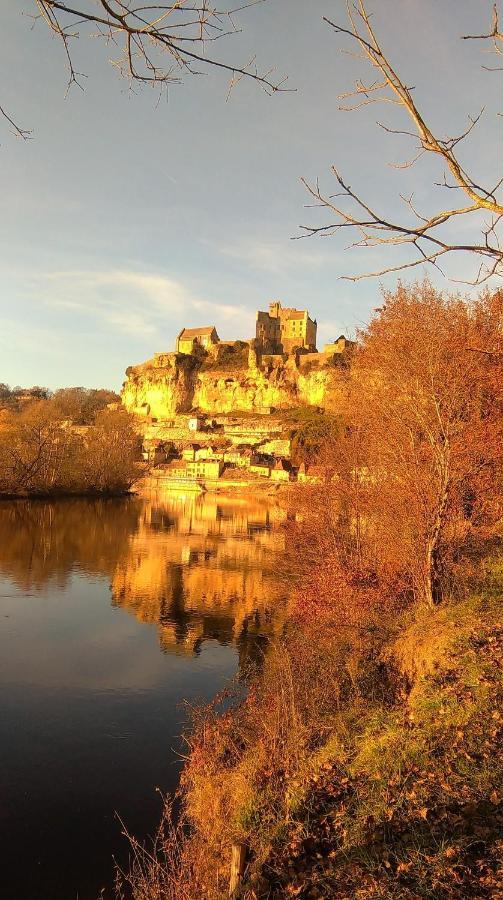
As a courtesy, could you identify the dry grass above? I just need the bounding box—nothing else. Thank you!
[114,795,221,900]
[245,554,503,898]
[117,545,502,899]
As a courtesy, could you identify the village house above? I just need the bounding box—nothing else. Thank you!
[182,444,200,461]
[164,459,190,480]
[249,455,271,478]
[194,445,219,461]
[142,439,169,465]
[163,458,224,481]
[223,447,251,467]
[186,459,224,480]
[188,415,207,432]
[176,326,220,355]
[270,459,293,482]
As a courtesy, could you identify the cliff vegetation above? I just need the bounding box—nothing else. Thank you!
[121,346,349,419]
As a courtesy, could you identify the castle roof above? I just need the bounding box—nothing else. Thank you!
[179,326,217,338]
[285,310,307,320]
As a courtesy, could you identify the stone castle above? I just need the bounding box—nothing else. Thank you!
[122,300,353,419]
[255,301,317,354]
[175,302,318,357]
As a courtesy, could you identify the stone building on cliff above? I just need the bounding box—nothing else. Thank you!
[255,301,317,354]
[177,326,219,354]
[121,299,352,420]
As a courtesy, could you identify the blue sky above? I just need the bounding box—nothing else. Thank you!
[0,1,501,390]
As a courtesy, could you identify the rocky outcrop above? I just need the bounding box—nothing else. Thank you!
[297,367,347,411]
[122,352,200,419]
[122,350,348,418]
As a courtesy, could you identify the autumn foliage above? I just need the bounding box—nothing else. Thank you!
[118,284,502,899]
[321,281,502,608]
[0,401,142,495]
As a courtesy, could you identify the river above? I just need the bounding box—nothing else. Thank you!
[0,490,288,899]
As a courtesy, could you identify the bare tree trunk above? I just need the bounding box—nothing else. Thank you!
[424,459,450,606]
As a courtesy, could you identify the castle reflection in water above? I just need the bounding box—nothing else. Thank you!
[0,490,289,670]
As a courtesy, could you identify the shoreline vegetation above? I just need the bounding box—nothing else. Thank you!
[0,488,135,500]
[0,388,143,498]
[116,282,502,899]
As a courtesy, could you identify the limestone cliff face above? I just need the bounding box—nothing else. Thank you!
[122,353,200,419]
[297,367,347,411]
[122,350,347,418]
[193,362,296,414]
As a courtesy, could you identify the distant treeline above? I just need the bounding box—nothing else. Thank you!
[0,384,119,423]
[0,387,142,496]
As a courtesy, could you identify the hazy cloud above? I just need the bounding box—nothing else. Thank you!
[216,237,331,274]
[32,268,251,339]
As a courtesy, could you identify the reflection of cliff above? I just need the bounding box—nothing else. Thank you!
[111,492,288,665]
[0,493,289,672]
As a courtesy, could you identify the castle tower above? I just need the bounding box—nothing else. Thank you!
[255,301,317,354]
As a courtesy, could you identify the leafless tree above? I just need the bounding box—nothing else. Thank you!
[3,1,287,139]
[300,1,503,283]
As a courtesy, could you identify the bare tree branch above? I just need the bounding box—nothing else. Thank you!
[463,2,503,69]
[463,2,503,54]
[2,1,288,137]
[0,104,32,140]
[300,1,503,283]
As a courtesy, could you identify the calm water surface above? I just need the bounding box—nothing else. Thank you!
[0,491,287,899]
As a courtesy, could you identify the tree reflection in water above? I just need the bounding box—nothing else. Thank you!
[0,491,288,673]
[0,490,288,900]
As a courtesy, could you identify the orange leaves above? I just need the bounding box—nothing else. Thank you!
[337,282,503,607]
[396,860,412,873]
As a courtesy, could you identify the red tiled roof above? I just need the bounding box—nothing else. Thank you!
[179,326,216,338]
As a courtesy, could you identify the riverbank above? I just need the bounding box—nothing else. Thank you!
[120,546,502,899]
[244,556,503,898]
[0,404,141,498]
[0,488,135,500]
[140,471,294,498]
[118,286,502,898]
